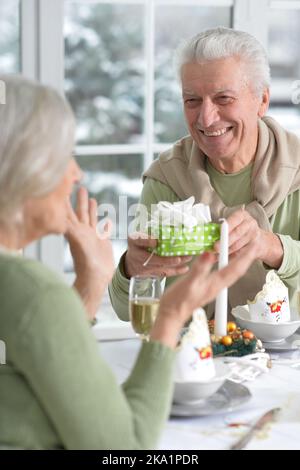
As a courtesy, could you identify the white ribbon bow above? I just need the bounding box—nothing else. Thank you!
[149,196,211,229]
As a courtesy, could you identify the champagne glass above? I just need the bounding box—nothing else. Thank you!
[129,276,161,341]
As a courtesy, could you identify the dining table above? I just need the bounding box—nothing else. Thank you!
[96,329,300,450]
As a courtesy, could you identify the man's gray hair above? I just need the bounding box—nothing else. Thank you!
[175,27,270,96]
[0,75,75,225]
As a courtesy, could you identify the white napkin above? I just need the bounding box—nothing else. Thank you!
[222,353,271,383]
[174,308,216,383]
[247,270,290,323]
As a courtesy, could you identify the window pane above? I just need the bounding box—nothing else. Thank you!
[64,2,145,145]
[0,0,20,73]
[154,6,232,143]
[268,8,300,133]
[64,154,143,272]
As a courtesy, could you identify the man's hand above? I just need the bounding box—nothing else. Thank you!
[124,233,193,278]
[65,187,115,319]
[214,208,283,269]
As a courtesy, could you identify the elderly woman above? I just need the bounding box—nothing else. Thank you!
[0,75,255,450]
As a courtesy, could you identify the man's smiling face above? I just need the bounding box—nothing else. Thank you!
[181,56,269,172]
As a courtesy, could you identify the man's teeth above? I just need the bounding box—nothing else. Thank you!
[203,127,229,137]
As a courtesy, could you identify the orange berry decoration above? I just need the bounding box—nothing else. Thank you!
[227,322,237,333]
[221,335,233,346]
[242,330,255,340]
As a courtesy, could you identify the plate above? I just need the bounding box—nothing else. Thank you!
[232,305,300,343]
[170,380,251,417]
[173,361,230,403]
[263,333,300,352]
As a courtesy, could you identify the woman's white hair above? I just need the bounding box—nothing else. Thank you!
[175,27,270,96]
[0,75,75,225]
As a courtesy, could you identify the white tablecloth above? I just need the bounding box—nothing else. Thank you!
[98,338,300,450]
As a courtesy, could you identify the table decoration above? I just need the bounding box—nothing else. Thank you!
[209,320,263,357]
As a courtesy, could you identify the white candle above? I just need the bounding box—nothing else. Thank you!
[214,219,229,337]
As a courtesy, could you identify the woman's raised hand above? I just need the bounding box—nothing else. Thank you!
[65,186,115,320]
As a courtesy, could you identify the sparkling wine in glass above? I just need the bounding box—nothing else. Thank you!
[129,276,161,341]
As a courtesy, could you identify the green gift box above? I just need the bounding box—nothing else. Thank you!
[153,223,220,256]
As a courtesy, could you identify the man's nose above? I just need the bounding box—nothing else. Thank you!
[197,100,219,129]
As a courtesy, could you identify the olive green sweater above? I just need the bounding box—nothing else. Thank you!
[0,253,175,449]
[109,162,300,320]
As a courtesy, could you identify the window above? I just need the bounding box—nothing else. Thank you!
[268,0,300,133]
[65,2,145,147]
[0,0,20,73]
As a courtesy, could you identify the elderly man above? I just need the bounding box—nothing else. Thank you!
[109,26,300,321]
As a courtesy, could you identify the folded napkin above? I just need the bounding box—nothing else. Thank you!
[174,308,216,383]
[247,270,290,323]
[222,353,271,383]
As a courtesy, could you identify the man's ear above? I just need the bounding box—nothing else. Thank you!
[258,88,270,117]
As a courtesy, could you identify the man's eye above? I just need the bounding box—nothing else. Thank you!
[217,96,233,104]
[185,98,199,105]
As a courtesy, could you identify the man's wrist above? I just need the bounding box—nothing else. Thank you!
[261,231,284,269]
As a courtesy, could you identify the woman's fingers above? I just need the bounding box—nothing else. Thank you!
[183,252,215,286]
[89,198,98,229]
[187,246,255,312]
[66,199,78,224]
[76,186,89,224]
[65,199,79,239]
[193,252,216,273]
